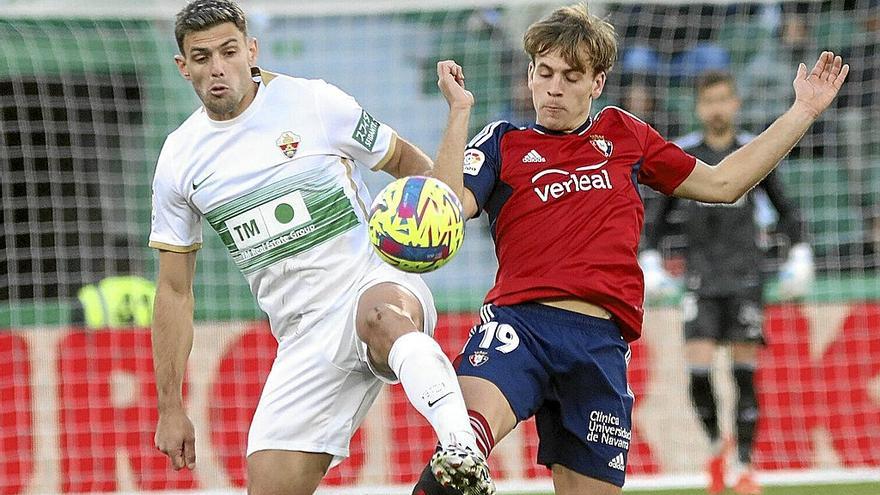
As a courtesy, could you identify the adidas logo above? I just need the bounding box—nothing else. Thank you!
[608,452,626,471]
[522,149,546,163]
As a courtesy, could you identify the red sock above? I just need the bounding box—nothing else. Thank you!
[468,409,495,458]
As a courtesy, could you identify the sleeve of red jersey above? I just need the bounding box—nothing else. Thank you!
[462,121,510,216]
[635,119,697,196]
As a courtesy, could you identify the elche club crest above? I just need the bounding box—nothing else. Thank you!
[276,131,301,158]
[590,135,613,158]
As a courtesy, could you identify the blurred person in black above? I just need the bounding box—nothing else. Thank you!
[639,71,814,495]
[618,74,683,143]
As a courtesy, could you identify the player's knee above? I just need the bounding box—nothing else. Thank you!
[358,303,417,349]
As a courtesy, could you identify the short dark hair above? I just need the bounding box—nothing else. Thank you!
[695,70,736,98]
[175,0,248,53]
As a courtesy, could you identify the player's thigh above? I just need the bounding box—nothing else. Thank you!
[247,449,332,495]
[551,463,622,495]
[459,375,518,443]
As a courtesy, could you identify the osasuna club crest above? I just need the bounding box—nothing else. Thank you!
[469,350,489,367]
[276,131,301,158]
[590,135,613,158]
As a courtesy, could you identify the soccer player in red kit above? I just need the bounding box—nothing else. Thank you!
[420,4,848,495]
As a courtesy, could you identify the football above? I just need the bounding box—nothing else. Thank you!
[367,176,465,273]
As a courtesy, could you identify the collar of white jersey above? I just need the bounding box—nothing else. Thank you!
[203,68,268,129]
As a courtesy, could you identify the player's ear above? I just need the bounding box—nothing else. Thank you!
[247,37,258,66]
[591,71,606,100]
[527,61,535,90]
[174,54,191,81]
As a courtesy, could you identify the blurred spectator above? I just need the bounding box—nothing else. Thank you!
[838,0,880,112]
[618,75,681,137]
[618,42,730,79]
[621,81,656,117]
[739,4,816,131]
[620,44,663,74]
[838,0,880,258]
[670,42,731,79]
[739,3,834,160]
[500,53,535,127]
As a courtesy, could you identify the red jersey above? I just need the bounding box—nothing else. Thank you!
[462,107,697,341]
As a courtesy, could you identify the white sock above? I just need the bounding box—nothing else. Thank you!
[387,332,477,451]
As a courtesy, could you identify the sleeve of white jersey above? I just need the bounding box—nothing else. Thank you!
[314,81,398,171]
[148,143,203,253]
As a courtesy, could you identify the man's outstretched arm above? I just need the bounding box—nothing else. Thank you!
[675,51,849,204]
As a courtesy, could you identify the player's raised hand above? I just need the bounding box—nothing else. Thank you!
[155,409,196,470]
[792,51,849,119]
[437,60,474,110]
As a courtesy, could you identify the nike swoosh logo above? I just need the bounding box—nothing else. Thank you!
[192,171,216,190]
[427,392,453,407]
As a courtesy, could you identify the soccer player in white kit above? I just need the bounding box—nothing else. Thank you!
[148,2,494,494]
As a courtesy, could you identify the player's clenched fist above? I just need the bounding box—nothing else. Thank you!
[155,409,196,470]
[437,60,474,110]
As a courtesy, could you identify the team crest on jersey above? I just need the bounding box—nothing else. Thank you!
[469,350,489,367]
[590,135,613,158]
[276,131,301,158]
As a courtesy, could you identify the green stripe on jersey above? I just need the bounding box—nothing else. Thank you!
[205,170,360,274]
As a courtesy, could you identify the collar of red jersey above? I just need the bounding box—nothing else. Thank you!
[530,116,593,136]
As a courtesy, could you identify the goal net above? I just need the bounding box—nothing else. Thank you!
[1,0,879,493]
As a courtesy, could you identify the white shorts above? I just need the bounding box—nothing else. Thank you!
[246,263,436,466]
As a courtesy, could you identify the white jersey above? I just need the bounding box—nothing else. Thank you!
[149,70,398,341]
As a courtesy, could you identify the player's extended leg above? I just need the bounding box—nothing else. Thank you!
[417,303,632,494]
[357,282,494,495]
[247,450,332,495]
[730,342,762,495]
[412,375,517,495]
